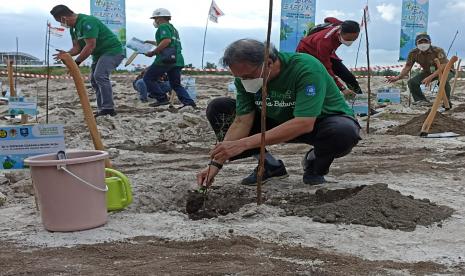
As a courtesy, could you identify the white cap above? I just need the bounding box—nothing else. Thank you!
[151,8,171,18]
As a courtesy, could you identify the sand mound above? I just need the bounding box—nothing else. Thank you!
[187,184,453,231]
[387,111,465,135]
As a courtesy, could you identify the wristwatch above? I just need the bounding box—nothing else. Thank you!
[208,160,223,170]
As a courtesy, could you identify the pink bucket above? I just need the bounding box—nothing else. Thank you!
[25,150,109,232]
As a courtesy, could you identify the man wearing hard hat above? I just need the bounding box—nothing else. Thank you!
[388,33,453,107]
[143,8,196,109]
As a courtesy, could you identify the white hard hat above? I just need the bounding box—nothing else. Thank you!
[151,8,171,18]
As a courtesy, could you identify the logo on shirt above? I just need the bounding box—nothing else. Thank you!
[85,24,92,31]
[305,84,316,96]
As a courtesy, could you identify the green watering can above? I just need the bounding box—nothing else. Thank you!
[105,168,133,211]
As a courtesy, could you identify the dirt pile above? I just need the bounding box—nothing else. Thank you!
[387,111,465,135]
[280,184,453,231]
[187,184,454,231]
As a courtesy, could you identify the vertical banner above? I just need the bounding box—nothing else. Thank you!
[280,0,316,53]
[90,0,126,49]
[399,0,429,61]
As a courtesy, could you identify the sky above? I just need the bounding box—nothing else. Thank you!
[0,0,464,69]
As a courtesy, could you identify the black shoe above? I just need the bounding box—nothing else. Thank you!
[94,109,117,117]
[301,150,326,185]
[241,160,288,186]
[149,99,170,107]
[178,103,197,110]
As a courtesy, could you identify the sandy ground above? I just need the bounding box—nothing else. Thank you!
[1,75,465,275]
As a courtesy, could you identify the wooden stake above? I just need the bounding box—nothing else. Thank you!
[433,58,450,109]
[59,53,112,168]
[7,60,15,96]
[420,56,458,136]
[363,9,372,134]
[7,59,28,124]
[124,52,138,67]
[451,58,462,97]
[257,0,273,205]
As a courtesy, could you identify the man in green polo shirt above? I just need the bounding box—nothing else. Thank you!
[197,39,361,187]
[51,5,124,117]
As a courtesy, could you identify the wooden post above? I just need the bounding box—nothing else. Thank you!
[420,56,458,136]
[451,58,462,97]
[363,9,371,134]
[59,53,112,168]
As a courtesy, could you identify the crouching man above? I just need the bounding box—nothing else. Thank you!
[197,39,361,187]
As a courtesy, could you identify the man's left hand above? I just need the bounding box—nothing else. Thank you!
[210,140,247,162]
[422,76,434,86]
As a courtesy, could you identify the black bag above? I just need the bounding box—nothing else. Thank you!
[306,23,333,37]
[160,47,176,64]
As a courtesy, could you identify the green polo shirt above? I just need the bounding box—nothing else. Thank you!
[235,52,354,123]
[153,23,184,67]
[70,14,123,62]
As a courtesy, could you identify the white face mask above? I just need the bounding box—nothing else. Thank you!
[240,64,271,93]
[153,21,159,28]
[417,43,431,52]
[339,35,354,46]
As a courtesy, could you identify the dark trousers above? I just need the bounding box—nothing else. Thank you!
[143,65,195,105]
[206,97,361,175]
[408,71,453,103]
[331,58,362,94]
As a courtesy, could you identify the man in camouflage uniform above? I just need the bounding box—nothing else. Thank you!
[389,33,453,106]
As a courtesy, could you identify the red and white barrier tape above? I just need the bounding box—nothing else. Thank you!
[1,68,463,81]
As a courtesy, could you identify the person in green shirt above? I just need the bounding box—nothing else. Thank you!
[143,8,196,109]
[197,39,361,187]
[50,5,124,117]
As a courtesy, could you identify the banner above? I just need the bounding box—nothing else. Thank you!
[399,0,429,61]
[209,0,225,23]
[280,0,316,53]
[0,124,65,170]
[90,0,126,48]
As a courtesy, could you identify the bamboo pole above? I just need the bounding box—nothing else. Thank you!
[256,0,273,205]
[420,56,458,136]
[59,53,112,168]
[450,58,462,97]
[363,9,371,134]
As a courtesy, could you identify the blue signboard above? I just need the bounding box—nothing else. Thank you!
[399,0,429,61]
[0,124,65,170]
[90,0,126,48]
[280,0,316,53]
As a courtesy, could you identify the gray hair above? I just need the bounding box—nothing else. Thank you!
[220,39,278,67]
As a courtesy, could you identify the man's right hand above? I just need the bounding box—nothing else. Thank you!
[53,49,67,61]
[387,76,401,83]
[196,165,220,188]
[341,89,356,97]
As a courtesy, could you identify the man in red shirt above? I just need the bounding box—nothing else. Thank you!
[296,18,361,96]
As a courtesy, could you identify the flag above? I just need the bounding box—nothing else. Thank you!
[208,0,224,23]
[47,23,65,37]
